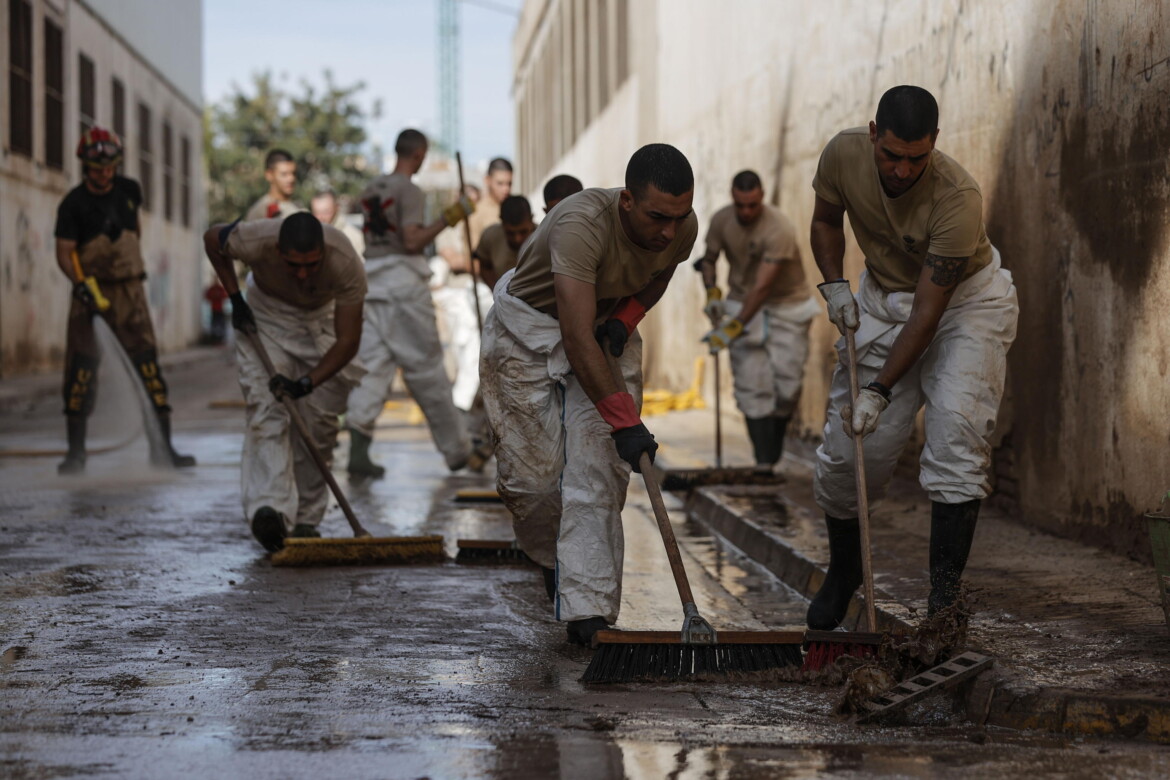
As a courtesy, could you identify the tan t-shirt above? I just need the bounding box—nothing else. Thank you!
[225,218,367,309]
[244,195,303,221]
[467,196,500,253]
[474,223,519,278]
[359,173,426,258]
[812,127,992,293]
[705,204,809,305]
[508,188,698,317]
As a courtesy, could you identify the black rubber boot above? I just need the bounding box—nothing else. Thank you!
[58,416,87,476]
[347,429,385,478]
[152,412,196,468]
[769,415,791,465]
[928,499,980,616]
[251,506,288,552]
[806,515,863,630]
[745,417,776,469]
[541,566,557,604]
[566,616,610,647]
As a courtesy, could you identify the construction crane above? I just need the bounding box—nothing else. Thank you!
[436,0,518,155]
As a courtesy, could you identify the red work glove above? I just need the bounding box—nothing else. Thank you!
[596,392,657,473]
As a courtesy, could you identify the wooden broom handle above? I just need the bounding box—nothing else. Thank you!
[455,151,484,333]
[846,329,878,631]
[604,349,697,607]
[244,330,369,538]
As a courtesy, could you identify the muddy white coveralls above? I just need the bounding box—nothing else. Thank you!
[226,220,367,530]
[480,272,644,623]
[814,250,1018,515]
[432,272,493,412]
[479,187,697,625]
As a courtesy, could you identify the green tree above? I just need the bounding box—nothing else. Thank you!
[204,70,382,224]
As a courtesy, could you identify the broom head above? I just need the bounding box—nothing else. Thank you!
[801,629,883,672]
[271,535,446,567]
[582,630,805,683]
[454,539,534,565]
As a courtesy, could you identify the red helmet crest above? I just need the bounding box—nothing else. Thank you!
[77,126,123,167]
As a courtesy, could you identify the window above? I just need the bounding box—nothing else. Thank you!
[138,102,153,211]
[8,0,33,157]
[44,18,64,169]
[180,135,192,228]
[112,78,126,138]
[78,53,95,139]
[162,121,174,221]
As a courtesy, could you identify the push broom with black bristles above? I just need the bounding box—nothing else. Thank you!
[802,329,883,670]
[454,538,535,565]
[243,330,445,567]
[582,349,805,683]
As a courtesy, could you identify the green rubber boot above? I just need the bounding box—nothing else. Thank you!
[347,429,385,478]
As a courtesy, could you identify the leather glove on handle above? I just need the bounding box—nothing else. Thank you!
[597,391,657,472]
[703,287,726,323]
[841,385,890,438]
[269,374,313,401]
[702,318,743,353]
[594,297,647,357]
[73,281,98,311]
[230,292,257,334]
[818,280,859,335]
[442,195,476,227]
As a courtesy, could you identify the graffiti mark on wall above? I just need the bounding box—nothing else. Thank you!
[148,249,172,332]
[15,209,37,293]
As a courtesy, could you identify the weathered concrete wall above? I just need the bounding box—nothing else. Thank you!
[0,0,205,377]
[515,0,1170,561]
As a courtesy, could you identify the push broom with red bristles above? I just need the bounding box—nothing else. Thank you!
[802,329,883,671]
[581,348,804,683]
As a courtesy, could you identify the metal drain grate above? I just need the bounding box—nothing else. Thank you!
[857,651,994,722]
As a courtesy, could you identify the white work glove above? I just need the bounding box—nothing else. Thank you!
[841,385,890,438]
[703,287,726,323]
[818,280,859,335]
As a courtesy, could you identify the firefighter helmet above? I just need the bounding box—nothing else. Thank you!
[76,126,123,168]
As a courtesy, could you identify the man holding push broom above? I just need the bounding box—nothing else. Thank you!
[808,85,1018,627]
[202,212,367,552]
[479,144,697,646]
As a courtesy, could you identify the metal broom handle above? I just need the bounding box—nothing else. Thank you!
[454,151,484,333]
[845,328,878,631]
[244,329,370,538]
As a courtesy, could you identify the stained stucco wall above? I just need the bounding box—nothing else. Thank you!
[515,0,1170,561]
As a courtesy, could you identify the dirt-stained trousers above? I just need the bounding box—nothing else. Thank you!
[813,248,1019,517]
[480,269,643,624]
[345,257,470,468]
[235,279,361,529]
[724,296,819,419]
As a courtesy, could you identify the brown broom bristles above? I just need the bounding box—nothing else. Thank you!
[270,535,446,567]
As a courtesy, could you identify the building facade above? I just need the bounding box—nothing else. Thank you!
[512,0,1170,563]
[1,0,204,376]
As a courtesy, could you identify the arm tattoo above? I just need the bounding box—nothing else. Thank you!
[924,253,969,288]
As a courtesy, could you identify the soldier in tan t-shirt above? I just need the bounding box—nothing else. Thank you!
[202,213,367,553]
[475,194,536,290]
[695,170,819,471]
[244,149,305,221]
[344,128,476,478]
[480,145,698,647]
[807,86,1019,628]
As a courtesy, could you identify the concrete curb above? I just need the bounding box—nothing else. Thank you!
[685,486,1170,744]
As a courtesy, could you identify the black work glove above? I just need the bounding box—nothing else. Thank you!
[269,374,313,401]
[72,281,97,311]
[611,423,658,473]
[594,319,628,357]
[230,292,257,334]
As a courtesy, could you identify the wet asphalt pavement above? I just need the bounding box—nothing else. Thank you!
[2,351,1169,778]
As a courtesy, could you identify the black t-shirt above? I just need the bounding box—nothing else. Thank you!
[54,176,142,246]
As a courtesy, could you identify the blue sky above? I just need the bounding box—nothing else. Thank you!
[202,0,520,170]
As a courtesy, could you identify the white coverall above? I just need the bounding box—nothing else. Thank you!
[814,249,1018,517]
[432,273,494,412]
[236,278,363,529]
[725,297,820,418]
[480,270,643,624]
[345,256,470,468]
